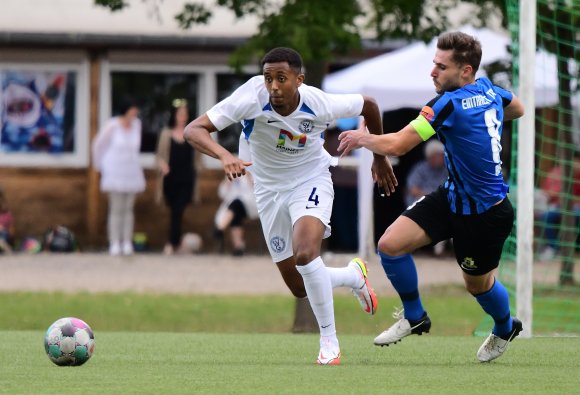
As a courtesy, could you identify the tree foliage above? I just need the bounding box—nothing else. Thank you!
[95,0,507,69]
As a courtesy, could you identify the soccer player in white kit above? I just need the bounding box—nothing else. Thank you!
[184,47,397,365]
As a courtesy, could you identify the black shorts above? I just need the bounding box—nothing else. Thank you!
[228,199,248,226]
[402,186,514,275]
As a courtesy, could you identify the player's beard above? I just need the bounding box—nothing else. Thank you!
[435,79,461,94]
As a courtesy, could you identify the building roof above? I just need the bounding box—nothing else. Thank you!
[0,0,259,37]
[0,0,406,54]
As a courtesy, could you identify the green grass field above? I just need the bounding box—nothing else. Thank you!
[0,332,578,395]
[0,288,482,335]
[0,291,578,394]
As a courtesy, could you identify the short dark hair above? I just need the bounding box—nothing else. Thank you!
[437,32,482,74]
[117,96,138,116]
[261,47,303,74]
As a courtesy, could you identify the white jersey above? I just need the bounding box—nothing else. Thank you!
[207,75,363,191]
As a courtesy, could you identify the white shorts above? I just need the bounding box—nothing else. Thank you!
[254,171,334,263]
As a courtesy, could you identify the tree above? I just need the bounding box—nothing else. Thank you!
[95,0,503,87]
[95,0,507,331]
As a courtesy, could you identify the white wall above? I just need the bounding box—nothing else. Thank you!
[0,0,259,37]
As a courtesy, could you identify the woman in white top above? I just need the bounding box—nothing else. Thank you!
[92,99,145,255]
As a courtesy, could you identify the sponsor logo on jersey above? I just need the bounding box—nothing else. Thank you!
[460,257,478,271]
[461,95,492,109]
[276,129,306,153]
[420,106,434,122]
[270,236,286,253]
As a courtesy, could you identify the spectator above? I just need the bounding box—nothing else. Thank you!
[92,98,145,256]
[405,139,448,255]
[156,99,202,255]
[539,152,580,260]
[214,172,258,256]
[0,186,15,253]
[405,139,448,207]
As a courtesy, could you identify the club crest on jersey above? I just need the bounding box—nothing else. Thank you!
[299,120,314,133]
[270,236,286,253]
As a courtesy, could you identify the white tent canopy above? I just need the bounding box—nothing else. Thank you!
[323,25,566,111]
[326,26,576,258]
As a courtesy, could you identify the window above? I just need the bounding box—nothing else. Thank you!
[216,73,255,154]
[110,72,199,153]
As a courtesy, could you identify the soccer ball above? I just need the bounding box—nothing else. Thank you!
[44,317,95,366]
[179,232,203,254]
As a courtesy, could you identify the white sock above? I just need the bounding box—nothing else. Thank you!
[327,265,360,289]
[296,256,336,338]
[320,335,340,352]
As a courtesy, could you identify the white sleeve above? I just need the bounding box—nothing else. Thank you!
[302,85,364,122]
[323,93,364,120]
[91,119,115,171]
[207,77,261,131]
[238,132,251,162]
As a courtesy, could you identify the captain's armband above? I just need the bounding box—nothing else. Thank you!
[409,115,436,141]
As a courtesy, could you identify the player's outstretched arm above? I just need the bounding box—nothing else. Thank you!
[184,114,251,180]
[359,96,383,141]
[338,121,423,158]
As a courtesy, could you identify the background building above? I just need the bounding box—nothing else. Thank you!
[0,0,400,252]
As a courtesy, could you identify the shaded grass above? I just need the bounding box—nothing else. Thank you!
[0,287,482,335]
[0,331,578,395]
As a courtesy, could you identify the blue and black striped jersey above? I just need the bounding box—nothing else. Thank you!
[411,77,513,215]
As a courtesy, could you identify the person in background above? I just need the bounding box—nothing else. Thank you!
[405,139,449,256]
[156,99,202,255]
[214,172,258,256]
[538,152,580,260]
[92,98,145,256]
[0,186,15,254]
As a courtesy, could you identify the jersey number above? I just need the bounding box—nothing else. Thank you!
[308,187,320,206]
[484,108,502,176]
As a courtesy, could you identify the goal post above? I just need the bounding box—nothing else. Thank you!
[476,0,579,337]
[516,0,536,339]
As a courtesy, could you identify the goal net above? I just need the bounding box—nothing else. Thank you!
[476,0,579,336]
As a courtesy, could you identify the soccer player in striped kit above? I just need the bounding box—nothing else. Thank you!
[338,31,525,362]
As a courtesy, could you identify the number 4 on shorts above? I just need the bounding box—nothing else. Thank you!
[308,187,319,207]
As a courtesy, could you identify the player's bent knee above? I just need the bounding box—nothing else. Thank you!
[465,282,486,296]
[464,274,495,295]
[293,249,319,265]
[377,238,405,257]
